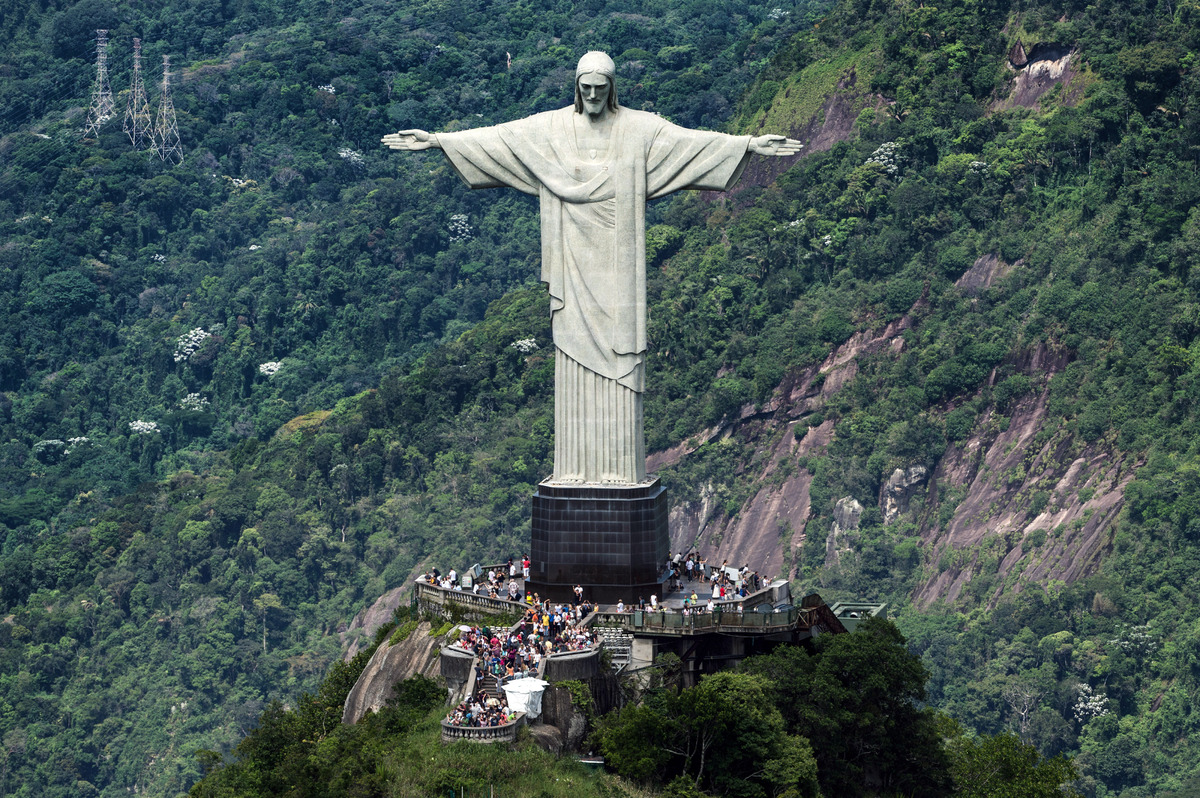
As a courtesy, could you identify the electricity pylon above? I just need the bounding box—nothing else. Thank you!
[124,38,153,148]
[83,30,115,138]
[154,54,184,164]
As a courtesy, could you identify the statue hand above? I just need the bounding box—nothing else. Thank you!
[750,134,803,157]
[381,129,441,151]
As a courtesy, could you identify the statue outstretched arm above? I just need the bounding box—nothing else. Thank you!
[381,129,442,151]
[749,134,803,156]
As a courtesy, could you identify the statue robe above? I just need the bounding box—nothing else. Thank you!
[439,106,751,483]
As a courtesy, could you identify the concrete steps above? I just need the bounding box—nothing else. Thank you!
[596,627,633,668]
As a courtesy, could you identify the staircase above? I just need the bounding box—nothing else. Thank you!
[596,627,633,669]
[478,670,504,700]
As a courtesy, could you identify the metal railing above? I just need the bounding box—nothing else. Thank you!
[587,605,819,636]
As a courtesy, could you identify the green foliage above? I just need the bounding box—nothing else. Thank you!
[742,617,952,797]
[2,0,1200,793]
[559,679,597,726]
[388,619,419,647]
[194,664,642,797]
[591,704,675,785]
[948,731,1080,798]
[595,670,818,797]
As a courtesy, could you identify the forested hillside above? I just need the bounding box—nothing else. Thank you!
[2,0,1199,794]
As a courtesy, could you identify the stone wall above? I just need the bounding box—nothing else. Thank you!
[541,647,601,682]
[414,581,526,622]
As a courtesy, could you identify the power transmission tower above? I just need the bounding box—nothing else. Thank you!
[154,54,184,164]
[83,30,115,138]
[123,38,153,148]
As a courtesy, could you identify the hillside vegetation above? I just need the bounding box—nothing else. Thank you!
[2,0,1200,795]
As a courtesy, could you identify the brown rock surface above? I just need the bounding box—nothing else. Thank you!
[341,620,443,724]
[671,311,914,579]
[956,254,1021,296]
[994,46,1081,111]
[735,69,889,195]
[915,371,1130,607]
[657,288,1129,610]
[340,585,408,662]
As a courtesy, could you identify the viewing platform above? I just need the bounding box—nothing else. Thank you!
[588,603,827,637]
[441,712,527,744]
[414,578,526,619]
[415,558,882,696]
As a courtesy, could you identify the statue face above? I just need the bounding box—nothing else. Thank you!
[577,73,611,117]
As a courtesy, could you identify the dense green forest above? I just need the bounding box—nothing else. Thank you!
[2,0,1200,794]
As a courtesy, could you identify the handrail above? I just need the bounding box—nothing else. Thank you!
[414,579,527,615]
[587,606,822,636]
[440,712,526,744]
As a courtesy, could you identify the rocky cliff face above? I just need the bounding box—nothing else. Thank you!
[914,352,1132,607]
[665,315,913,581]
[995,42,1085,111]
[663,277,1127,607]
[342,620,444,724]
[339,586,408,661]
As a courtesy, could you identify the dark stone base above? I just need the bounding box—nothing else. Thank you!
[527,479,669,605]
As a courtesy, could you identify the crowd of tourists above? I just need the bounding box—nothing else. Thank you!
[440,594,599,728]
[416,556,531,601]
[445,690,517,728]
[449,600,597,685]
[654,552,766,602]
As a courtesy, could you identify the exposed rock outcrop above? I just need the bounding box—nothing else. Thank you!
[826,496,863,568]
[1009,40,1029,68]
[956,254,1022,296]
[915,347,1129,607]
[832,496,864,533]
[341,621,443,724]
[995,43,1082,111]
[660,279,1127,609]
[340,586,407,662]
[670,312,915,578]
[881,465,928,525]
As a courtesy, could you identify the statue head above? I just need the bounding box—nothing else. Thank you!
[574,50,619,115]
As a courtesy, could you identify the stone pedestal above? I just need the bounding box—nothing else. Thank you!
[527,479,669,605]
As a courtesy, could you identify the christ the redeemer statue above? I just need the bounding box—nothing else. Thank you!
[384,51,800,485]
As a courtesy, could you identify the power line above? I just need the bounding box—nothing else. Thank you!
[82,30,114,138]
[124,38,153,149]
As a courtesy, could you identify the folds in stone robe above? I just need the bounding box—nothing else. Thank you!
[438,107,751,483]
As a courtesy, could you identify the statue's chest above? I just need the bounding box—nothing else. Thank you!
[572,160,610,180]
[576,136,609,161]
[569,116,614,162]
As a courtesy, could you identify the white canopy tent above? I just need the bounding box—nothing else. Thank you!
[501,677,550,718]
